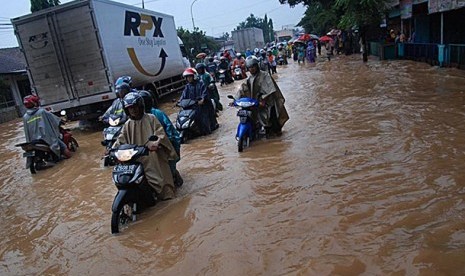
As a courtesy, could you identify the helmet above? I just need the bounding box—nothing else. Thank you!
[195,63,207,72]
[23,95,40,108]
[236,53,242,58]
[182,67,198,80]
[115,76,132,87]
[115,82,131,98]
[219,56,226,61]
[254,48,259,54]
[259,49,266,55]
[138,90,154,113]
[245,55,259,68]
[122,92,145,120]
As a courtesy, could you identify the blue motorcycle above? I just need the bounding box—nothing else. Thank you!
[228,95,260,152]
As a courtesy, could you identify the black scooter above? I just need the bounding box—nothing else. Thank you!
[174,99,201,143]
[15,120,78,174]
[110,135,158,234]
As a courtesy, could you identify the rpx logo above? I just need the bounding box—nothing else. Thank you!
[124,11,164,37]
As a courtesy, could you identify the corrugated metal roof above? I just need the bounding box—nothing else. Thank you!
[0,47,26,74]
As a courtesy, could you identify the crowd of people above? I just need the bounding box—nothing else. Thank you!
[21,47,296,202]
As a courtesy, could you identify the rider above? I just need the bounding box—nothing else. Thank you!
[22,94,72,159]
[235,55,289,136]
[196,63,223,125]
[218,56,234,84]
[230,53,247,79]
[114,92,178,200]
[267,50,277,74]
[258,49,270,73]
[100,76,133,123]
[277,44,288,65]
[179,68,217,135]
[138,90,183,187]
[205,57,218,79]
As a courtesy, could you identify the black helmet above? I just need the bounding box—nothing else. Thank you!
[122,92,145,120]
[195,63,206,72]
[138,90,154,113]
[115,82,131,98]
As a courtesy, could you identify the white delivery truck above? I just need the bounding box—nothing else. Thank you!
[12,0,188,120]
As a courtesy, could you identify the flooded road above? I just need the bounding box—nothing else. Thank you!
[2,55,465,275]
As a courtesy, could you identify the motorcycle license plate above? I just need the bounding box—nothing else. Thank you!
[105,127,120,134]
[114,164,136,173]
[23,151,35,157]
[237,110,249,117]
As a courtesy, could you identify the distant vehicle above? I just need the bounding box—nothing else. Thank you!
[12,0,188,121]
[232,27,265,53]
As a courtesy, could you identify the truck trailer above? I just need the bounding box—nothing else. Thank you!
[231,27,265,54]
[12,0,188,120]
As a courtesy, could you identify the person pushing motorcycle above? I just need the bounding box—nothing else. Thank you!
[22,94,72,159]
[235,55,289,136]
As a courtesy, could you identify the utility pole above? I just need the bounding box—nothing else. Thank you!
[190,0,199,30]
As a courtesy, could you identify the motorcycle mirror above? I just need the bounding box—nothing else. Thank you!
[227,95,235,99]
[148,135,158,141]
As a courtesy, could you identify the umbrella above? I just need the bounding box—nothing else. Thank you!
[298,33,311,41]
[309,34,319,40]
[293,39,306,45]
[196,52,207,59]
[319,36,333,43]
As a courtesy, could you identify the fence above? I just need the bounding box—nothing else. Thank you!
[446,44,465,69]
[402,43,439,65]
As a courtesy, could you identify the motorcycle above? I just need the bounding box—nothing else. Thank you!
[101,114,125,166]
[174,98,201,144]
[277,55,284,65]
[15,121,78,174]
[218,68,227,86]
[227,95,262,152]
[110,135,158,234]
[232,65,244,80]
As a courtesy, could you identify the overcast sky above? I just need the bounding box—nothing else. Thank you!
[0,0,306,48]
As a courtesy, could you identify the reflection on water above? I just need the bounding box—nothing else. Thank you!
[1,55,465,275]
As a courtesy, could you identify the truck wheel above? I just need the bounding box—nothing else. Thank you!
[145,85,159,107]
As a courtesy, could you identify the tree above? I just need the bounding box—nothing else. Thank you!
[177,27,219,59]
[31,0,60,12]
[279,0,391,62]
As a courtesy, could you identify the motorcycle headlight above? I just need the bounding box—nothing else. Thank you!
[181,120,191,129]
[115,149,137,162]
[109,117,120,126]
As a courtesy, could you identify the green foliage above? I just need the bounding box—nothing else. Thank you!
[30,0,60,12]
[177,27,219,58]
[280,0,390,31]
[235,14,274,42]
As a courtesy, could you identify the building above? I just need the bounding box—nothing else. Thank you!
[0,47,31,123]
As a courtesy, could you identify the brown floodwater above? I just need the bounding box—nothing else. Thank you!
[1,55,465,275]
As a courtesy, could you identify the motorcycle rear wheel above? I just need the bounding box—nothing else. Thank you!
[68,138,79,152]
[28,157,36,174]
